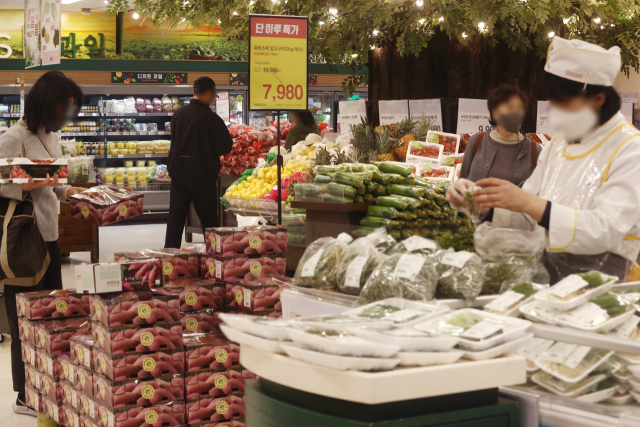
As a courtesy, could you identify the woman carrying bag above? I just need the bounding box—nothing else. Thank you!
[1,71,85,416]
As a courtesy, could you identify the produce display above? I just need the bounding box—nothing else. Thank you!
[17,290,90,321]
[70,185,144,226]
[219,124,280,176]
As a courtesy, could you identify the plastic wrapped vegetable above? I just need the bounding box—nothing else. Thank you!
[361,227,396,252]
[336,237,383,295]
[314,175,333,184]
[555,292,636,329]
[292,233,353,290]
[315,165,343,175]
[378,162,414,177]
[388,185,427,198]
[386,235,442,257]
[360,216,404,229]
[545,271,617,302]
[367,205,401,219]
[481,255,532,295]
[334,171,373,189]
[327,182,357,198]
[376,196,411,210]
[535,346,613,382]
[380,173,404,185]
[68,156,93,183]
[358,253,438,304]
[474,222,546,266]
[436,251,485,304]
[484,282,547,315]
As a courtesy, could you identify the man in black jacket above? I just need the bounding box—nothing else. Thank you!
[165,77,233,248]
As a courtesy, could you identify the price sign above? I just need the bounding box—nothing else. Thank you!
[339,100,367,134]
[456,98,493,134]
[216,92,231,124]
[621,103,634,123]
[536,101,554,135]
[379,100,409,125]
[409,99,443,131]
[249,15,308,110]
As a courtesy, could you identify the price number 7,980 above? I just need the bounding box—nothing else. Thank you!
[263,84,304,101]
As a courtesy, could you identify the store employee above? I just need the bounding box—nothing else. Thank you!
[448,37,640,283]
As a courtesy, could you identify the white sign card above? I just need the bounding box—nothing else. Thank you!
[620,92,638,104]
[456,98,493,134]
[40,0,61,66]
[216,92,230,124]
[621,103,634,123]
[379,100,409,126]
[409,99,443,131]
[536,101,554,135]
[339,100,367,134]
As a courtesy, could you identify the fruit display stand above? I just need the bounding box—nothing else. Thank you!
[58,181,99,262]
[241,345,524,426]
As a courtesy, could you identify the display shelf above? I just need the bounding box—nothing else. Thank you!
[530,323,640,354]
[105,154,168,159]
[105,131,171,136]
[0,113,21,118]
[76,113,102,117]
[103,112,175,117]
[240,346,526,405]
[60,132,100,137]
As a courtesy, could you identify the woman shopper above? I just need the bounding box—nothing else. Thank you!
[459,83,541,186]
[284,109,321,149]
[0,70,85,416]
[448,37,640,284]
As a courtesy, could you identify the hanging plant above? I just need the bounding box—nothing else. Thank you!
[107,0,130,17]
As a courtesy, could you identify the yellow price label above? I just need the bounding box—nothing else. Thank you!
[185,318,198,332]
[249,16,308,110]
[216,400,229,415]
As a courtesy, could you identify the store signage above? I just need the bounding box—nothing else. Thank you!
[456,98,493,134]
[24,0,41,68]
[379,100,409,126]
[339,100,367,134]
[216,92,231,124]
[409,99,443,131]
[621,103,634,123]
[536,101,554,135]
[111,72,187,84]
[0,35,12,59]
[41,0,61,66]
[248,14,308,111]
[620,92,638,104]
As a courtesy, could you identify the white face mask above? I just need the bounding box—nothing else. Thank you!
[548,106,598,143]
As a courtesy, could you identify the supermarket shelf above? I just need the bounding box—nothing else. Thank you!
[76,113,102,117]
[530,323,640,354]
[106,131,171,136]
[104,154,168,159]
[0,113,21,118]
[60,132,100,136]
[103,112,174,117]
[240,346,526,405]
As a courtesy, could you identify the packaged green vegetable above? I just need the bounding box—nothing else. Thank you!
[474,222,546,267]
[327,182,357,198]
[481,255,532,296]
[314,175,333,184]
[388,195,420,209]
[484,282,547,315]
[378,162,414,177]
[363,193,375,203]
[368,205,400,219]
[68,156,93,183]
[334,172,368,190]
[295,183,326,201]
[360,216,404,229]
[377,196,411,210]
[293,233,353,290]
[388,185,427,198]
[341,163,365,173]
[436,251,485,304]
[386,235,441,257]
[321,193,353,203]
[315,165,343,175]
[336,237,383,295]
[366,182,380,194]
[374,184,388,197]
[380,173,404,185]
[358,252,438,304]
[354,195,364,203]
[401,176,416,185]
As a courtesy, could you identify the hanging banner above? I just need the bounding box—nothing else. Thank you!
[456,98,493,134]
[409,99,443,131]
[536,101,554,135]
[216,92,230,124]
[621,103,634,124]
[24,0,41,68]
[339,100,367,134]
[248,15,308,111]
[40,0,61,65]
[379,100,409,125]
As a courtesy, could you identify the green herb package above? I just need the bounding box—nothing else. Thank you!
[336,237,384,296]
[292,233,353,290]
[358,252,438,304]
[436,251,485,304]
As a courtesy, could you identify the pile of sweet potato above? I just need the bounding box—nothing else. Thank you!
[93,347,185,381]
[90,291,180,328]
[17,290,90,320]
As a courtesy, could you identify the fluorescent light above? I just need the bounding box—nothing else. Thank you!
[372,30,379,35]
[132,12,139,19]
[478,21,485,29]
[415,0,423,6]
[329,7,338,15]
[548,31,554,38]
[61,0,81,4]
[593,17,601,23]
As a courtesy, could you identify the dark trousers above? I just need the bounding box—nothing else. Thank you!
[544,251,630,285]
[4,240,62,395]
[165,177,219,249]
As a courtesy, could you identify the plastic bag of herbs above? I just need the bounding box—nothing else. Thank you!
[358,252,438,304]
[480,255,533,296]
[435,251,486,304]
[474,222,546,266]
[336,236,384,296]
[292,233,353,290]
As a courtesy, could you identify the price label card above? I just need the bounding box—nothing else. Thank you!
[409,99,443,131]
[561,302,608,326]
[386,308,423,323]
[249,15,308,110]
[244,289,252,308]
[139,113,146,116]
[517,337,554,362]
[393,254,425,281]
[461,320,503,340]
[379,100,409,125]
[402,236,436,252]
[484,291,525,313]
[612,315,640,339]
[536,100,554,135]
[301,249,323,278]
[441,251,474,269]
[145,154,151,158]
[339,100,367,134]
[344,255,368,288]
[548,275,588,298]
[217,91,231,123]
[117,154,124,158]
[541,342,577,364]
[563,345,591,369]
[456,98,494,134]
[95,263,123,293]
[168,112,173,116]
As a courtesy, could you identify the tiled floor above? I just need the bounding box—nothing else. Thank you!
[0,223,203,426]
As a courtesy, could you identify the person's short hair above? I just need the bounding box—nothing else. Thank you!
[292,110,316,127]
[486,83,529,126]
[24,71,83,134]
[539,70,621,126]
[194,77,216,95]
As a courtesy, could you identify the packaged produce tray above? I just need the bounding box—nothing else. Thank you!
[92,347,185,381]
[0,158,68,183]
[89,290,180,327]
[164,278,225,312]
[17,289,90,320]
[35,317,90,354]
[225,276,285,312]
[205,225,288,256]
[185,369,245,399]
[209,253,286,281]
[92,320,183,355]
[183,333,241,373]
[93,373,184,409]
[181,308,222,334]
[70,185,144,225]
[114,248,199,284]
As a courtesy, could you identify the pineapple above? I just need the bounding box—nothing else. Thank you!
[333,149,350,165]
[391,117,418,161]
[412,115,433,141]
[375,126,396,162]
[375,123,399,138]
[314,146,334,166]
[351,118,377,163]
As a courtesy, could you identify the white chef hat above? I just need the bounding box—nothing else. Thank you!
[545,37,621,86]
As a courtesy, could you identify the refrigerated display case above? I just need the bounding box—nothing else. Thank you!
[308,91,334,130]
[229,91,246,125]
[335,90,368,133]
[249,110,290,129]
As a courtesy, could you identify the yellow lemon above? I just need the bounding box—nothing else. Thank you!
[247,176,254,182]
[229,185,238,192]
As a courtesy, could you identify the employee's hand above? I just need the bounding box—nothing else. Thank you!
[64,187,85,199]
[22,175,62,192]
[474,178,547,221]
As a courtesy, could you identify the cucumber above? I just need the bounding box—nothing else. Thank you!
[327,182,357,198]
[321,193,354,203]
[360,216,387,227]
[366,182,380,194]
[401,228,418,239]
[378,162,415,177]
[371,169,383,183]
[355,226,378,237]
[363,193,375,203]
[354,195,364,203]
[367,205,399,218]
[389,229,402,240]
[316,165,343,175]
[401,176,416,185]
[334,172,367,190]
[404,211,418,220]
[361,164,379,172]
[380,173,404,185]
[314,175,333,184]
[388,195,420,209]
[388,184,427,198]
[376,196,411,209]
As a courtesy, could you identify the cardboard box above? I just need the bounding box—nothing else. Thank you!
[165,278,225,312]
[22,340,36,366]
[70,333,94,370]
[75,259,164,294]
[92,373,184,409]
[91,321,182,355]
[186,369,245,399]
[96,401,185,427]
[209,253,286,282]
[61,380,80,410]
[92,347,185,381]
[17,289,90,320]
[39,372,63,403]
[70,185,144,226]
[89,289,180,328]
[205,226,288,256]
[186,395,245,424]
[34,317,90,354]
[26,384,42,414]
[225,276,285,312]
[36,347,65,378]
[181,308,222,335]
[19,317,36,345]
[183,333,240,373]
[0,158,68,183]
[42,395,65,424]
[114,248,198,284]
[75,365,94,396]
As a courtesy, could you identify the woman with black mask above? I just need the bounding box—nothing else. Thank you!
[459,83,541,186]
[0,70,85,417]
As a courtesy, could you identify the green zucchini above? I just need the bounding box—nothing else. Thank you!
[341,163,365,173]
[353,195,364,203]
[380,173,404,185]
[376,196,411,209]
[355,226,378,237]
[321,193,353,203]
[327,182,357,198]
[315,165,343,175]
[374,185,388,197]
[363,193,375,203]
[371,169,383,183]
[401,176,416,185]
[313,175,333,184]
[388,195,420,209]
[366,182,380,194]
[360,216,391,228]
[367,205,399,218]
[378,162,415,177]
[388,185,427,198]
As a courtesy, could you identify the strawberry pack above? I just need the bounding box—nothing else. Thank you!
[70,185,144,226]
[405,140,444,167]
[0,158,68,183]
[426,130,461,155]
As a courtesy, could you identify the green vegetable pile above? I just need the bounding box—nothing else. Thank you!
[580,271,613,288]
[308,163,380,203]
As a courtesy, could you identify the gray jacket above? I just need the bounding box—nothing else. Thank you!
[0,120,69,242]
[459,132,542,186]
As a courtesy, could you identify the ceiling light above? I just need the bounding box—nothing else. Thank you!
[329,7,338,15]
[593,17,601,23]
[61,0,81,4]
[319,21,324,25]
[462,32,467,38]
[438,17,444,22]
[132,12,139,19]
[419,19,425,24]
[80,7,91,14]
[415,0,423,6]
[478,22,485,29]
[548,31,554,38]
[372,30,379,35]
